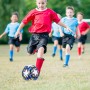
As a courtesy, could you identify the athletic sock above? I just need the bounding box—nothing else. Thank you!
[65,54,70,65]
[59,49,63,59]
[53,46,57,54]
[9,50,13,59]
[36,58,44,73]
[78,47,81,56]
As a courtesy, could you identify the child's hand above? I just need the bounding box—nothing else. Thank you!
[74,34,77,38]
[66,27,72,32]
[60,32,64,37]
[19,33,22,41]
[81,31,86,35]
[49,33,52,37]
[0,35,2,38]
[19,36,22,41]
[77,34,81,39]
[15,31,20,38]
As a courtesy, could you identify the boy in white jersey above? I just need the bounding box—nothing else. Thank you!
[0,12,23,61]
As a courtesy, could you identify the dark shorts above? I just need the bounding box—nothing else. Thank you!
[52,36,62,45]
[78,35,87,44]
[27,33,49,54]
[62,34,75,50]
[8,37,21,47]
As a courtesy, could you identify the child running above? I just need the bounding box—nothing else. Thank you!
[0,12,23,61]
[61,6,78,67]
[15,0,71,75]
[77,12,90,58]
[49,14,63,60]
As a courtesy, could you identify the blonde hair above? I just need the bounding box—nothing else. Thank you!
[57,13,62,19]
[66,6,74,12]
[77,12,84,17]
[36,0,47,2]
[12,11,19,18]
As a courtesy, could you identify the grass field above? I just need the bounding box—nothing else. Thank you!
[0,44,90,90]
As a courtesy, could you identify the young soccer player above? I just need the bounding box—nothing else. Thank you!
[0,12,23,61]
[15,0,71,74]
[61,6,78,67]
[49,14,63,60]
[77,12,90,57]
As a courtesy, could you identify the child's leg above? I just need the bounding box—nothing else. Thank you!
[9,44,14,61]
[58,45,63,60]
[77,42,82,56]
[81,44,85,53]
[16,47,20,52]
[36,47,44,73]
[64,44,70,66]
[52,40,58,56]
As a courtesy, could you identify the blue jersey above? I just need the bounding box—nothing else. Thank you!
[52,22,61,37]
[61,17,78,36]
[5,22,23,37]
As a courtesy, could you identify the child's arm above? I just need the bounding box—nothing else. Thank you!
[57,21,71,32]
[76,27,81,39]
[19,33,22,41]
[58,29,64,37]
[82,28,90,35]
[15,22,25,38]
[0,32,7,38]
[49,29,53,37]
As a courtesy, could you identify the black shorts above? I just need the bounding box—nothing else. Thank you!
[78,35,87,44]
[62,34,75,50]
[8,37,21,47]
[27,33,49,54]
[52,36,62,45]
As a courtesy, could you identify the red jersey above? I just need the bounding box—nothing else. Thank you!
[78,22,89,34]
[22,8,60,33]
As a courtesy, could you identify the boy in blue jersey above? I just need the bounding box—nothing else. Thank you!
[0,12,23,61]
[49,14,63,60]
[61,6,78,67]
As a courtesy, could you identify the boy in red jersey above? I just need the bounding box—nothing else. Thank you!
[15,0,70,76]
[77,12,90,57]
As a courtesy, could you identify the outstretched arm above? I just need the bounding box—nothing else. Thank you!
[58,21,68,29]
[0,32,7,38]
[49,29,53,37]
[19,33,22,41]
[82,28,90,35]
[15,22,25,38]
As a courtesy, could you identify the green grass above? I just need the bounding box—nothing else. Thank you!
[0,44,90,90]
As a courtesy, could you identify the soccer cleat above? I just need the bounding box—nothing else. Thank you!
[63,64,68,67]
[82,51,84,54]
[60,57,63,61]
[32,49,37,54]
[52,53,55,57]
[9,58,13,62]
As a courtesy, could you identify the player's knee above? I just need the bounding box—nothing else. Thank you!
[27,47,33,54]
[16,49,20,52]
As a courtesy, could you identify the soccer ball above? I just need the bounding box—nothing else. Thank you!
[22,65,39,80]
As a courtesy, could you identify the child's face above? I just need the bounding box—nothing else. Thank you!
[77,14,83,21]
[66,9,74,18]
[36,0,47,10]
[11,15,18,22]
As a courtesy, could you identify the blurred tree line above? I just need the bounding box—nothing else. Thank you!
[0,0,90,44]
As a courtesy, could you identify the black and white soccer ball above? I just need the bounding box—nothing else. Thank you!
[22,65,39,80]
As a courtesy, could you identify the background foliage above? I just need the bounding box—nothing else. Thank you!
[0,0,90,44]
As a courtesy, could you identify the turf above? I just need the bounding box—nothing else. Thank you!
[0,44,90,90]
